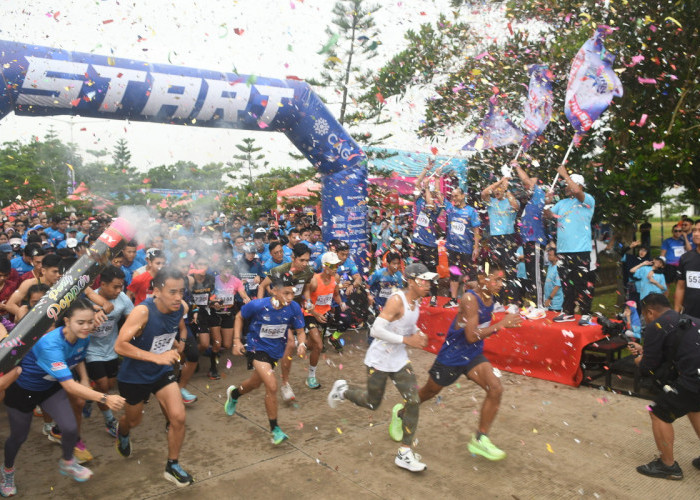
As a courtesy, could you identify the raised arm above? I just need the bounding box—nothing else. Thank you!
[557,165,585,202]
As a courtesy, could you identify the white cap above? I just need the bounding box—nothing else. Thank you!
[569,174,586,187]
[66,238,78,249]
[321,252,341,266]
[9,238,22,247]
[405,262,439,281]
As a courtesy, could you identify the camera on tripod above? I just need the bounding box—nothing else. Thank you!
[594,312,626,337]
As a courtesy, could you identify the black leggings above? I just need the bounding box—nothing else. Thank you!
[4,389,77,467]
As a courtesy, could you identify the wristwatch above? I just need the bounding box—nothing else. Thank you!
[100,394,108,405]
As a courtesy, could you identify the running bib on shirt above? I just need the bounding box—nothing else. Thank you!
[259,324,287,339]
[92,319,115,338]
[219,294,235,306]
[150,332,176,354]
[416,213,430,227]
[293,283,304,296]
[450,221,466,236]
[316,294,333,306]
[673,246,685,257]
[192,293,209,306]
[686,271,700,289]
[379,287,393,299]
[246,278,259,290]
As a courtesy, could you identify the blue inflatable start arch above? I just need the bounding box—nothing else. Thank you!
[0,40,369,265]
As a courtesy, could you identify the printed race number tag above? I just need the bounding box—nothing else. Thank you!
[150,332,176,354]
[686,271,700,289]
[260,324,287,339]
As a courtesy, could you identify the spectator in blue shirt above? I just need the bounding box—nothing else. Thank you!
[543,246,563,312]
[631,257,667,300]
[660,224,693,283]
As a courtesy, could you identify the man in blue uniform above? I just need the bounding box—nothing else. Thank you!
[114,268,193,487]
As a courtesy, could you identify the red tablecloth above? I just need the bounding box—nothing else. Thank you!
[417,297,607,387]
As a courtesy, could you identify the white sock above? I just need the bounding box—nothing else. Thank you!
[308,365,317,378]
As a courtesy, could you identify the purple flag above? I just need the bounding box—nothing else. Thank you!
[521,64,554,151]
[462,97,524,151]
[565,25,623,142]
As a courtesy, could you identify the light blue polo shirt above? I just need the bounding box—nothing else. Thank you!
[487,197,516,236]
[551,193,595,253]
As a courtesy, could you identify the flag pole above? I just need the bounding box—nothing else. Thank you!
[550,137,576,190]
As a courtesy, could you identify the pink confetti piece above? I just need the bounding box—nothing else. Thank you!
[475,51,489,60]
[620,190,626,195]
[653,141,665,150]
[638,114,648,127]
[637,77,657,85]
[449,265,462,276]
[338,364,343,370]
[630,54,644,66]
[226,359,232,369]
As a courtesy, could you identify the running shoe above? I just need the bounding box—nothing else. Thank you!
[389,403,404,442]
[59,458,93,482]
[395,447,426,472]
[42,422,53,436]
[280,382,295,402]
[636,458,683,480]
[1,466,16,497]
[116,428,132,458]
[693,456,700,470]
[578,314,593,326]
[33,407,43,418]
[105,418,119,438]
[73,440,93,464]
[224,385,238,416]
[164,462,194,487]
[328,335,343,352]
[467,434,506,461]
[270,426,289,445]
[305,376,321,390]
[207,370,221,381]
[180,387,198,404]
[327,380,348,408]
[553,313,575,323]
[443,298,459,309]
[47,426,62,444]
[82,400,93,418]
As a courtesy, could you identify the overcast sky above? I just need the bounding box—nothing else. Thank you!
[0,0,507,177]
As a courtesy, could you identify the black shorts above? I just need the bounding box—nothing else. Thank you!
[192,308,213,334]
[4,382,62,413]
[245,350,279,370]
[650,382,700,423]
[86,358,120,381]
[428,355,488,387]
[447,250,476,282]
[304,314,328,334]
[118,371,178,406]
[414,243,439,272]
[210,310,235,329]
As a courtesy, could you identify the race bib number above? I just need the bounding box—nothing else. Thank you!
[416,212,430,227]
[686,271,700,289]
[293,283,304,296]
[92,319,115,338]
[192,293,209,306]
[450,221,466,236]
[379,287,393,299]
[260,324,287,339]
[150,332,176,354]
[219,294,235,306]
[316,294,333,306]
[673,246,685,257]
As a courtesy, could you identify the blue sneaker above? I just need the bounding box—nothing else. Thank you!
[116,427,132,458]
[305,376,320,389]
[82,400,93,418]
[180,387,197,404]
[271,426,288,445]
[224,385,238,416]
[164,462,194,487]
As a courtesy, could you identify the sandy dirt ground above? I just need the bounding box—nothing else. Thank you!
[1,329,699,499]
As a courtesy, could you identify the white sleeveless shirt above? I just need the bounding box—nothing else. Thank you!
[364,291,420,372]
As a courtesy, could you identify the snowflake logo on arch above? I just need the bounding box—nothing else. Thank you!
[313,118,329,136]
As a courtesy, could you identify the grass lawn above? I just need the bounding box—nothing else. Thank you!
[591,281,676,317]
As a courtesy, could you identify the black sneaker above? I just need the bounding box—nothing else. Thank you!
[553,313,575,323]
[443,298,459,309]
[578,314,593,326]
[164,462,194,487]
[692,456,700,470]
[636,458,683,480]
[207,370,221,380]
[116,430,132,458]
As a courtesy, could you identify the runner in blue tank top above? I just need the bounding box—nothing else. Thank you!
[114,267,194,487]
[389,264,521,462]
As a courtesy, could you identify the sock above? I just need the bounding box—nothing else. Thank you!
[102,409,114,424]
[210,352,218,372]
[167,458,178,468]
[476,431,485,440]
[231,387,241,400]
[269,419,278,431]
[308,365,317,378]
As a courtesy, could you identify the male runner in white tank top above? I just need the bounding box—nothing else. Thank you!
[327,262,434,472]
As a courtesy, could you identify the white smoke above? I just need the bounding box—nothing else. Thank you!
[117,205,159,246]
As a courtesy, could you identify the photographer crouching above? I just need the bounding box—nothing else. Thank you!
[628,293,700,480]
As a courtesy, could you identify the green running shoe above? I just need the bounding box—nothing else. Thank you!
[467,434,506,461]
[389,403,404,442]
[225,385,238,416]
[271,426,288,445]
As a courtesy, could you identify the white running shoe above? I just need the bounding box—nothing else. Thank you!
[327,380,348,408]
[395,447,427,472]
[280,383,295,402]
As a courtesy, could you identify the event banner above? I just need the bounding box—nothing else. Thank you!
[0,40,368,262]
